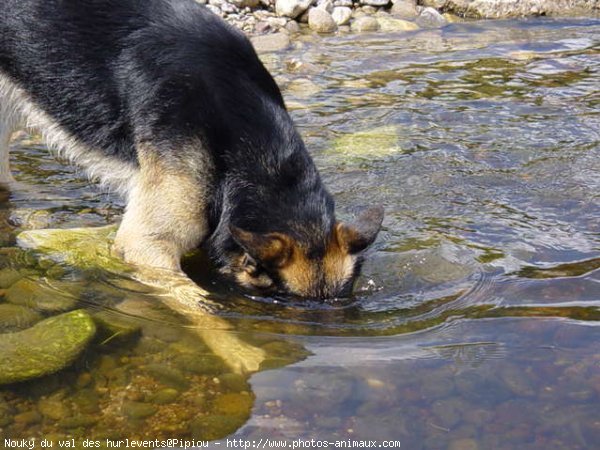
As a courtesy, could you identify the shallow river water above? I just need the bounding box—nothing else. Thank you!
[0,17,599,450]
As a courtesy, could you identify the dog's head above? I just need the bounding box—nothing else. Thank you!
[224,206,384,299]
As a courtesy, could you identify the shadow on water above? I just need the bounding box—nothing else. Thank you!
[0,17,599,448]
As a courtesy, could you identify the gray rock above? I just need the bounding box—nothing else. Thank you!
[251,32,291,52]
[285,19,301,33]
[331,6,352,25]
[351,16,380,32]
[390,0,418,19]
[308,7,338,33]
[416,6,448,28]
[360,0,390,6]
[275,0,315,18]
[0,310,96,385]
[334,0,352,5]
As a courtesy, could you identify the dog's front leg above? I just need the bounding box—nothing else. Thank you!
[113,145,211,272]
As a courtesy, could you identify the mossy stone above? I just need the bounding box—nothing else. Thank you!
[5,278,77,312]
[0,310,96,385]
[122,401,158,419]
[218,373,249,392]
[0,268,23,288]
[58,415,99,429]
[38,394,71,421]
[147,388,180,405]
[93,310,141,345]
[175,353,227,376]
[328,125,400,161]
[212,392,253,416]
[143,364,190,390]
[0,303,43,332]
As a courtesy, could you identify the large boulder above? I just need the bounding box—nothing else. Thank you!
[0,310,96,385]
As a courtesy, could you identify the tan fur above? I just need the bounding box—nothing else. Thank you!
[113,142,213,272]
[277,226,355,297]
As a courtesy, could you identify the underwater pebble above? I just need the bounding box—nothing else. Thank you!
[38,394,71,421]
[147,388,180,405]
[0,268,23,288]
[190,414,246,441]
[143,364,190,390]
[122,401,158,419]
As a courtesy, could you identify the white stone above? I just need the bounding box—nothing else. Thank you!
[416,6,448,28]
[308,7,338,33]
[351,15,380,32]
[360,0,391,6]
[331,7,352,25]
[275,0,315,19]
[390,0,418,19]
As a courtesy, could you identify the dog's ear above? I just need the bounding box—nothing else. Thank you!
[230,226,293,268]
[336,205,384,254]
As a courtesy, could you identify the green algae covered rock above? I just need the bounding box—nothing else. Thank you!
[0,310,96,385]
[16,225,128,273]
[328,125,401,161]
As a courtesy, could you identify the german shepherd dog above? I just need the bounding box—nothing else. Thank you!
[0,0,383,299]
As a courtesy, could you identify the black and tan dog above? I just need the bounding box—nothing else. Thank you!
[0,0,383,298]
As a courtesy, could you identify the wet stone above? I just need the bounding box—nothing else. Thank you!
[14,410,42,425]
[93,310,142,345]
[0,268,23,288]
[212,392,254,416]
[147,388,180,405]
[175,353,227,376]
[122,401,158,419]
[0,303,43,332]
[5,278,77,313]
[218,373,250,392]
[421,375,455,400]
[431,398,463,429]
[38,393,71,421]
[499,365,536,397]
[0,310,96,385]
[351,16,380,32]
[58,415,98,429]
[143,364,190,390]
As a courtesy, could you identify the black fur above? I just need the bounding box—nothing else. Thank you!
[0,0,335,272]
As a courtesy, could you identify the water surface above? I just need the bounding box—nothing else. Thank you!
[0,17,599,449]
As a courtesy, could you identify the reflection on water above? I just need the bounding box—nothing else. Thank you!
[0,17,599,448]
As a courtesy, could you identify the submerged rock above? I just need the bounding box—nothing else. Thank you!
[0,310,96,385]
[330,125,400,160]
[0,304,43,332]
[5,278,77,313]
[377,16,419,31]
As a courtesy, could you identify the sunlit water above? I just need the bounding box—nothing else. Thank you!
[0,17,599,449]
